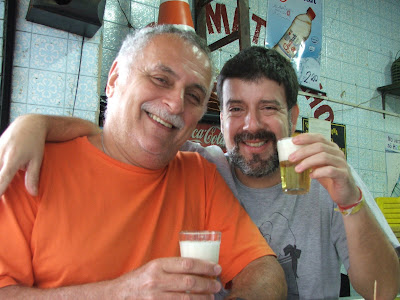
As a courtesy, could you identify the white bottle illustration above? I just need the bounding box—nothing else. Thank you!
[273,7,316,60]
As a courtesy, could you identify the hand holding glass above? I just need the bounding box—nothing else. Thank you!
[277,137,311,195]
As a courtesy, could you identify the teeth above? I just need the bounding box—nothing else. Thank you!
[148,113,173,128]
[245,141,266,147]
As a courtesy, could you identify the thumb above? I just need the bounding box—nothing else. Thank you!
[24,159,42,197]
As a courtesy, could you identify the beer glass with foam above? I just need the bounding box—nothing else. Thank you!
[277,137,311,195]
[179,231,221,264]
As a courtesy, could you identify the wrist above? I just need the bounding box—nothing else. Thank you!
[335,187,365,216]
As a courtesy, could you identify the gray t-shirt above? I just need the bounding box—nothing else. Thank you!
[233,172,346,299]
[181,141,399,299]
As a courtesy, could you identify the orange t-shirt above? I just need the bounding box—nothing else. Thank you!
[0,137,273,289]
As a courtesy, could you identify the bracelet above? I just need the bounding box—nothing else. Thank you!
[335,187,365,216]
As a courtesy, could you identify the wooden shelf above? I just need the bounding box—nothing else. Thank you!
[377,83,400,118]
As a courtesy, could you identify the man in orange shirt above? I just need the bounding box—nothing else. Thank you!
[0,26,286,298]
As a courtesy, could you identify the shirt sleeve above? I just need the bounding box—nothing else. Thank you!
[0,171,37,288]
[203,162,275,284]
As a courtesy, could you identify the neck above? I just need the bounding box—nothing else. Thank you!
[90,130,172,170]
[234,167,281,189]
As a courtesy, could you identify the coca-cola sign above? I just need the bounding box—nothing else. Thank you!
[189,123,226,152]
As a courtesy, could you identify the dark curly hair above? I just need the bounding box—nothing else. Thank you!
[216,47,299,111]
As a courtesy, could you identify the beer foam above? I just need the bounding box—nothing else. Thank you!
[277,137,302,161]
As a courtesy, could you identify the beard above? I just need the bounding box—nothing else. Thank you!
[227,130,280,178]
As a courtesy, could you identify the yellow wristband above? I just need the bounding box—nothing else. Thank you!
[335,196,365,216]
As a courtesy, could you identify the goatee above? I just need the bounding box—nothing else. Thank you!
[228,130,280,178]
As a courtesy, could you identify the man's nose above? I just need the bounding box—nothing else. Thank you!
[163,89,185,115]
[243,110,263,132]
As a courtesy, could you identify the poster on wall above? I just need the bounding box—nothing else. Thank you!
[265,0,323,91]
[386,134,400,197]
[302,118,346,157]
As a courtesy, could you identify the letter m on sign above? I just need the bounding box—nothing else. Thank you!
[206,3,230,34]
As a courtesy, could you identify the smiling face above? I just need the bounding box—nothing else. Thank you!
[220,77,299,185]
[104,33,212,169]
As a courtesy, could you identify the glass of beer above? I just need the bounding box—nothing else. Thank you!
[277,137,311,195]
[179,231,221,264]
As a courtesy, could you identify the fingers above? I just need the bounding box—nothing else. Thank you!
[294,151,346,174]
[155,257,221,293]
[164,273,221,294]
[25,159,42,196]
[292,132,330,145]
[161,257,222,278]
[0,162,20,196]
[289,134,344,170]
[124,258,222,298]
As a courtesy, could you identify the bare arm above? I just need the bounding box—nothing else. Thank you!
[227,256,287,300]
[292,133,400,299]
[0,257,222,299]
[345,204,400,299]
[0,114,100,196]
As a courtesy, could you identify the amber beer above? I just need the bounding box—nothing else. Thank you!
[277,137,311,195]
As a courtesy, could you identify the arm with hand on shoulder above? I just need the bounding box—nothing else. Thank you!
[0,114,100,196]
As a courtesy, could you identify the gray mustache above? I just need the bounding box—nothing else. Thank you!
[141,102,185,129]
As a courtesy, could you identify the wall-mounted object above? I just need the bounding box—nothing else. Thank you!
[26,0,106,38]
[392,50,400,85]
[377,83,400,119]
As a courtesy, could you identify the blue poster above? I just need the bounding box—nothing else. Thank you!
[265,0,323,91]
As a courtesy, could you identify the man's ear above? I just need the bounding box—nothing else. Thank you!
[290,104,300,135]
[106,60,119,98]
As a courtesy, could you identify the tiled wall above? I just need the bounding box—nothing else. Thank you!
[9,0,400,197]
[11,0,102,123]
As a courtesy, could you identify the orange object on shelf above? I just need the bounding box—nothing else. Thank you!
[157,0,194,31]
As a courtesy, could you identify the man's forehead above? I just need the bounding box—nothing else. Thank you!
[222,77,288,106]
[136,39,212,95]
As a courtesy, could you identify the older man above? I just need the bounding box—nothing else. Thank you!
[0,27,286,299]
[1,46,399,299]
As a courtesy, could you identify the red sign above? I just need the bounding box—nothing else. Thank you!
[189,123,226,152]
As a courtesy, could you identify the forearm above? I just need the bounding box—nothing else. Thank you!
[227,256,287,300]
[8,114,100,143]
[36,114,101,141]
[345,204,400,299]
[0,280,119,299]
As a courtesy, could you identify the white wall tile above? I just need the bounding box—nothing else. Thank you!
[130,2,156,28]
[13,31,31,68]
[31,23,68,39]
[11,67,29,104]
[30,34,67,72]
[9,103,27,123]
[357,127,372,149]
[28,70,66,107]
